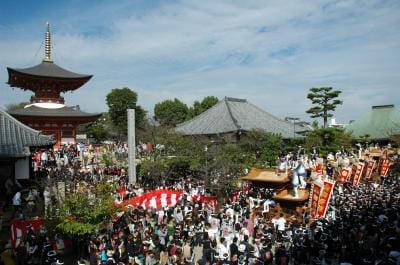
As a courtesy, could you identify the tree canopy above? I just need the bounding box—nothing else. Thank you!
[305,127,352,157]
[106,87,146,137]
[306,87,342,128]
[187,96,219,119]
[154,96,219,127]
[239,130,283,167]
[81,112,111,143]
[55,182,117,236]
[138,130,243,206]
[154,98,189,127]
[6,101,30,112]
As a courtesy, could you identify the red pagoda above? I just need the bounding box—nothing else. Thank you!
[6,23,101,148]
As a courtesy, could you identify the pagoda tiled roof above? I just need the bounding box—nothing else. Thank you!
[0,108,55,158]
[9,105,102,118]
[176,97,301,138]
[8,61,92,79]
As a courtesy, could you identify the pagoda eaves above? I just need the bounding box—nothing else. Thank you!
[7,63,92,104]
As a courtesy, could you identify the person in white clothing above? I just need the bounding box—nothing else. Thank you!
[218,237,229,260]
[12,190,22,216]
[174,208,184,223]
[43,187,51,216]
[275,213,287,241]
[276,214,286,231]
[41,151,48,168]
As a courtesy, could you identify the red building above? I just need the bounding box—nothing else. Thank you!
[6,23,101,148]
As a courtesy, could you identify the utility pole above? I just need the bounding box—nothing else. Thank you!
[286,117,300,138]
[128,109,136,183]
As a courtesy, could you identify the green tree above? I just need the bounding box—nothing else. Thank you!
[188,101,203,118]
[201,96,219,110]
[106,87,146,137]
[55,181,117,236]
[239,130,283,167]
[85,123,108,143]
[311,120,319,129]
[306,87,342,128]
[139,158,170,182]
[305,127,352,157]
[204,143,244,207]
[154,98,189,126]
[82,113,110,143]
[188,96,219,119]
[139,129,203,183]
[6,101,30,112]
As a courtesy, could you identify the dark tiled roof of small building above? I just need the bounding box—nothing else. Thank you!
[0,108,55,158]
[176,97,300,138]
[7,61,92,79]
[9,105,101,118]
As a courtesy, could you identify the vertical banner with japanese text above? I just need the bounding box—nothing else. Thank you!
[380,159,391,177]
[365,160,376,179]
[377,149,388,173]
[317,180,335,218]
[348,164,357,185]
[310,179,323,219]
[352,163,365,186]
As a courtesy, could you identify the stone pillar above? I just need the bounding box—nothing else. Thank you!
[57,181,65,205]
[127,109,136,184]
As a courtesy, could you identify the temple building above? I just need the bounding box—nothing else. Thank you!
[6,23,100,148]
[176,97,308,140]
[346,104,400,141]
[0,108,54,182]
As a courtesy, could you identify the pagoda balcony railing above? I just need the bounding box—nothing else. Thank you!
[31,95,65,104]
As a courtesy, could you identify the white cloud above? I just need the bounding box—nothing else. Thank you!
[0,0,399,125]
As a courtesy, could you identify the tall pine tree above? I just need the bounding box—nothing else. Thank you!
[306,87,342,128]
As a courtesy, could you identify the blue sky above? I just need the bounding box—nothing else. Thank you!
[1,0,399,124]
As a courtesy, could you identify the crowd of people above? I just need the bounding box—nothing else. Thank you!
[83,172,400,265]
[1,142,399,265]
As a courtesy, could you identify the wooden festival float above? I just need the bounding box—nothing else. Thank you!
[242,168,310,206]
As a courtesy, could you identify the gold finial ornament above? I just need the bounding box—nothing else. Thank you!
[44,22,52,62]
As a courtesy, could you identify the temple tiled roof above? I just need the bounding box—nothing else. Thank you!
[9,105,101,118]
[346,104,400,140]
[176,97,300,138]
[0,108,55,158]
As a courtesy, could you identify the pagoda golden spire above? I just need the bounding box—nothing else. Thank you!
[44,22,52,62]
